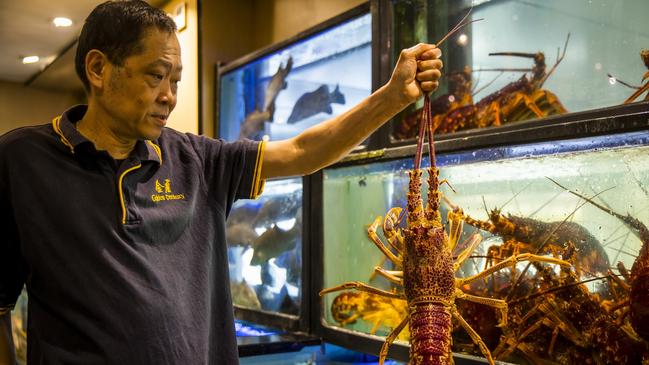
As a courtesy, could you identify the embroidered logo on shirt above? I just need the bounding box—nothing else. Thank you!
[152,178,185,202]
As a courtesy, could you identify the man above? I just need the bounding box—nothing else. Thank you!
[0,1,442,364]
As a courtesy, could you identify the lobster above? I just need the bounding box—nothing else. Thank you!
[434,35,570,134]
[453,206,611,276]
[320,92,572,364]
[331,291,410,341]
[550,179,649,342]
[494,247,649,365]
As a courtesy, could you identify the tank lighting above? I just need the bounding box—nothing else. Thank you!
[457,34,469,46]
[22,56,39,64]
[608,76,617,85]
[53,17,73,27]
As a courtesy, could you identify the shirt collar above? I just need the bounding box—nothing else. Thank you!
[52,104,162,165]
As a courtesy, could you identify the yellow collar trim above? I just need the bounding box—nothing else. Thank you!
[51,116,74,153]
[146,140,163,164]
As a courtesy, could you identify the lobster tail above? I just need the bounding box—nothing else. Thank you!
[409,303,452,365]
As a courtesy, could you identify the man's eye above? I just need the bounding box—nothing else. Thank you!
[150,73,164,80]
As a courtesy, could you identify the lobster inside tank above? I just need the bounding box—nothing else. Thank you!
[217,11,372,143]
[227,178,303,315]
[321,131,649,364]
[388,0,649,141]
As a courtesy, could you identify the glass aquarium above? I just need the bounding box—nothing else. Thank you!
[321,130,649,364]
[227,178,303,316]
[388,0,649,141]
[10,289,27,365]
[218,11,372,142]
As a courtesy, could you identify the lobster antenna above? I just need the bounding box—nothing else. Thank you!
[538,32,570,88]
[413,96,430,171]
[508,274,613,305]
[472,71,503,96]
[481,196,489,217]
[426,95,436,167]
[505,183,615,301]
[499,181,532,212]
[607,73,641,90]
[435,7,483,47]
[489,52,538,58]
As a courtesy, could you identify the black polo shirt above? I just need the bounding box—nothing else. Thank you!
[0,105,265,364]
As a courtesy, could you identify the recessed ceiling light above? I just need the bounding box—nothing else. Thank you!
[53,17,73,27]
[22,56,40,64]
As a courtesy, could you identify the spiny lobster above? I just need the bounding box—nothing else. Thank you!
[494,245,648,364]
[550,179,649,342]
[454,206,610,276]
[320,93,572,365]
[434,35,570,134]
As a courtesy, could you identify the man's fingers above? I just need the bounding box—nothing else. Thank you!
[419,81,440,92]
[419,48,442,61]
[417,59,443,72]
[402,43,439,59]
[416,69,442,82]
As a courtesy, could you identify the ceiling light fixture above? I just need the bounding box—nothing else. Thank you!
[53,17,73,27]
[22,56,40,64]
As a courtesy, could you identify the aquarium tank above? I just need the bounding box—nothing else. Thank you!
[218,11,372,142]
[221,6,372,321]
[388,0,649,141]
[227,177,303,315]
[321,130,649,364]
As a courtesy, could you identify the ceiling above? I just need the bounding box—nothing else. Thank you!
[0,0,166,93]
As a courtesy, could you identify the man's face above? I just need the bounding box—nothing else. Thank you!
[98,28,182,141]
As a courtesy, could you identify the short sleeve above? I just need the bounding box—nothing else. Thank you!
[188,135,266,213]
[0,165,27,314]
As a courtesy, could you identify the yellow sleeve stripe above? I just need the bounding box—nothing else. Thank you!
[118,164,143,224]
[146,140,163,164]
[51,116,74,153]
[250,140,266,199]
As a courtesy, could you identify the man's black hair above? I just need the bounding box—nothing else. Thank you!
[75,0,177,92]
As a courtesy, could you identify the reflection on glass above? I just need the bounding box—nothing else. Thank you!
[390,0,649,141]
[227,178,303,315]
[10,289,27,365]
[219,13,372,142]
[322,131,649,363]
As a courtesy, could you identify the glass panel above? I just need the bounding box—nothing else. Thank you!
[322,131,649,363]
[219,13,372,142]
[10,289,27,365]
[227,178,303,316]
[390,0,649,141]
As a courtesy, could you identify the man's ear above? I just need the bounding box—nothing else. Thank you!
[85,49,108,91]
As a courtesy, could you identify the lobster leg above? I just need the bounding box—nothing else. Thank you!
[455,288,508,327]
[458,253,570,286]
[447,210,466,252]
[383,207,405,254]
[373,266,404,285]
[319,281,404,299]
[453,233,483,271]
[452,306,495,365]
[368,216,403,266]
[378,313,410,365]
[624,81,649,103]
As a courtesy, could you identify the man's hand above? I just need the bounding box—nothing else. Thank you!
[386,43,443,108]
